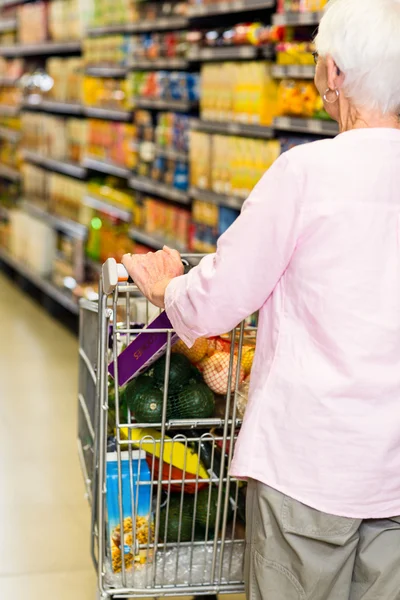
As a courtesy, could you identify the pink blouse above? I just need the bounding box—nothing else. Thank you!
[165,128,400,518]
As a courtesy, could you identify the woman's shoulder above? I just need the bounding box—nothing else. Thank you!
[282,137,336,166]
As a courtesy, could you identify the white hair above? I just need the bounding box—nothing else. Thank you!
[315,0,400,114]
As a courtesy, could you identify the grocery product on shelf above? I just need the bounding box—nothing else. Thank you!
[131,71,199,105]
[90,0,187,29]
[188,22,283,51]
[0,83,22,108]
[191,200,239,252]
[277,78,328,119]
[86,119,137,168]
[0,58,24,79]
[277,0,327,12]
[83,76,133,110]
[52,229,86,287]
[22,113,87,162]
[18,0,90,44]
[276,41,315,65]
[0,137,20,170]
[9,209,56,276]
[83,35,134,67]
[46,58,84,104]
[86,200,133,263]
[137,196,191,248]
[200,62,279,125]
[132,31,189,62]
[190,130,280,197]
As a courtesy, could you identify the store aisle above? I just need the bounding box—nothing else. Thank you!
[0,274,97,599]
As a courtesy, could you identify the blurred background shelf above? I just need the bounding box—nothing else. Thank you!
[84,106,132,121]
[0,163,20,181]
[129,175,190,205]
[274,116,339,136]
[0,246,79,314]
[0,104,20,117]
[132,97,197,113]
[273,10,324,25]
[21,200,87,239]
[21,99,84,115]
[86,16,189,36]
[0,17,17,33]
[22,150,87,179]
[129,57,189,70]
[0,41,82,57]
[188,0,274,17]
[82,156,131,178]
[129,227,188,253]
[188,45,258,61]
[190,187,244,211]
[271,64,315,79]
[83,194,132,223]
[85,65,128,78]
[191,118,274,139]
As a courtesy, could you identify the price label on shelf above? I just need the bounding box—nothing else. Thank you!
[310,120,324,134]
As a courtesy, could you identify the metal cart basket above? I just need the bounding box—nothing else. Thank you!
[78,255,257,599]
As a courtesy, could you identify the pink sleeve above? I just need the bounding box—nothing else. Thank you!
[165,153,303,347]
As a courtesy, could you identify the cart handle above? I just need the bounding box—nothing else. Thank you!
[102,256,191,295]
[102,258,129,295]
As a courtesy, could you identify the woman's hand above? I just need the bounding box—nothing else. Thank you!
[122,246,184,308]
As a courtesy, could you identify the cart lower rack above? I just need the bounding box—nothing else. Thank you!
[78,256,256,598]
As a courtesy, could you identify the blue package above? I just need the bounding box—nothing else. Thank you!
[219,206,240,237]
[106,450,152,572]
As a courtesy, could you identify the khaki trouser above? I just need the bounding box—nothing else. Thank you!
[245,480,400,600]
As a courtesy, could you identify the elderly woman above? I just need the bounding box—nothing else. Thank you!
[123,0,400,597]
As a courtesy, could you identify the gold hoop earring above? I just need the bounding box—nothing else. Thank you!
[323,88,340,104]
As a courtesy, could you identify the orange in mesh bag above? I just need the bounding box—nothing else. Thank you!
[203,352,245,395]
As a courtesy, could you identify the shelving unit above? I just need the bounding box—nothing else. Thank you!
[271,64,315,79]
[0,105,20,117]
[0,246,80,315]
[190,187,244,211]
[129,57,189,70]
[274,116,339,136]
[272,11,324,26]
[188,0,274,17]
[22,150,87,179]
[21,99,84,116]
[86,16,189,36]
[82,156,131,179]
[188,46,258,62]
[21,200,87,239]
[191,118,274,139]
[132,97,197,113]
[84,106,132,121]
[0,163,20,181]
[0,17,17,33]
[0,41,82,58]
[129,226,188,253]
[129,175,190,205]
[85,66,128,78]
[83,194,132,223]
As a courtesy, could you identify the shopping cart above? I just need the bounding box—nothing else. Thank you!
[77,255,257,599]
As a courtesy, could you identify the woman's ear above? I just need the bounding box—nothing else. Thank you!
[326,55,345,90]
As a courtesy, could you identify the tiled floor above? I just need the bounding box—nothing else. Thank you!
[0,273,245,600]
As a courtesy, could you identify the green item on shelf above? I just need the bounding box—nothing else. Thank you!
[159,495,194,543]
[153,353,193,391]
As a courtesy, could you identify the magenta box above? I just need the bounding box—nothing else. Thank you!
[108,311,178,387]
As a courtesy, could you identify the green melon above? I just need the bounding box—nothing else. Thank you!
[133,387,165,424]
[153,354,193,391]
[170,382,215,420]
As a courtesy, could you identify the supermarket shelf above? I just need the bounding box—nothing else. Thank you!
[133,97,196,113]
[0,104,20,117]
[0,125,20,143]
[22,150,87,179]
[21,200,87,239]
[129,227,188,253]
[129,175,190,205]
[129,57,189,70]
[155,146,188,162]
[85,65,128,78]
[86,16,189,36]
[189,0,274,17]
[0,246,79,315]
[190,187,244,211]
[21,98,84,115]
[83,156,131,179]
[83,194,132,223]
[271,64,315,79]
[273,11,324,26]
[84,106,132,121]
[0,163,20,181]
[188,45,258,62]
[0,76,20,86]
[191,118,274,139]
[0,41,82,58]
[0,18,17,33]
[274,116,339,136]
